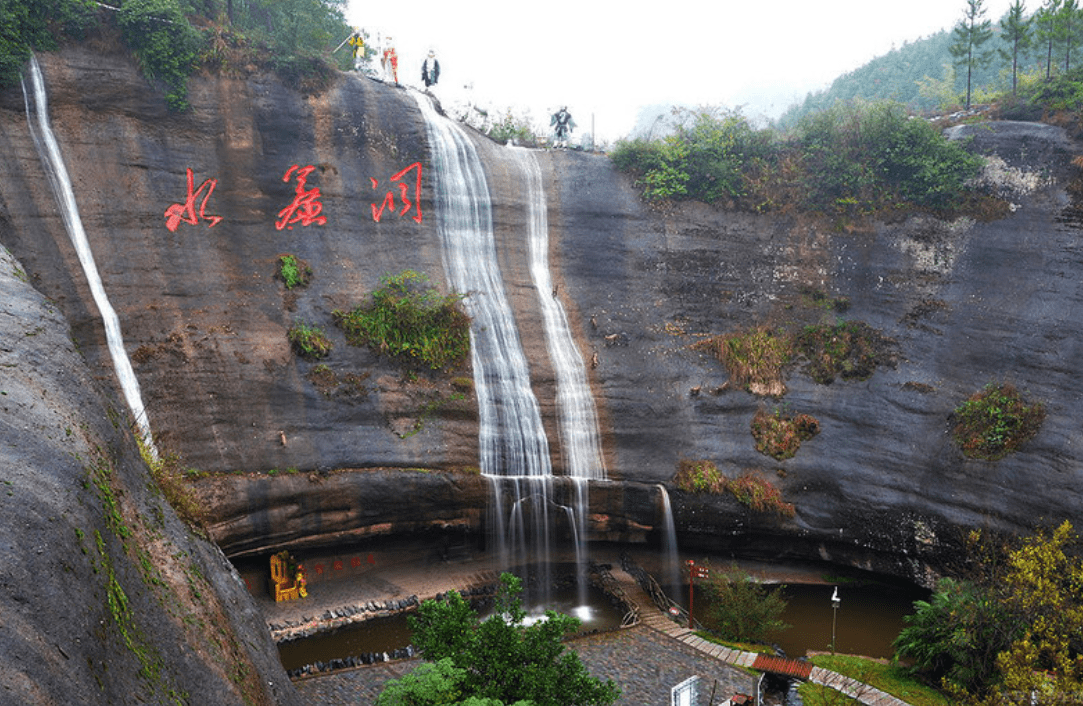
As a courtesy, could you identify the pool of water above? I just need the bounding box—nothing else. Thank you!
[673,578,928,659]
[277,581,625,672]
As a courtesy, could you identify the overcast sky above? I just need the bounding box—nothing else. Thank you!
[345,0,1017,142]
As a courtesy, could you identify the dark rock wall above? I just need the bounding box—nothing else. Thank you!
[0,243,297,704]
[3,47,1083,595]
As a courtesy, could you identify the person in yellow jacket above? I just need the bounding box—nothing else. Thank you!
[347,28,365,72]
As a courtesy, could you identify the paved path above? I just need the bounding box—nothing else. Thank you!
[609,568,913,706]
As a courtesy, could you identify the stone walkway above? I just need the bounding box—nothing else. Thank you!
[610,567,913,706]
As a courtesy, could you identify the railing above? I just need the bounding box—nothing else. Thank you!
[620,554,705,632]
[590,562,640,627]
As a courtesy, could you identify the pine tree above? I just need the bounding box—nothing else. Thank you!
[1000,0,1033,94]
[1037,0,1063,78]
[950,0,996,108]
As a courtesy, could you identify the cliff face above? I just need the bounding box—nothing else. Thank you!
[3,45,1083,621]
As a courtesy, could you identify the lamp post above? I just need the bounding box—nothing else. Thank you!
[830,586,841,654]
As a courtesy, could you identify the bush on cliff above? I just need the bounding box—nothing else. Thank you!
[950,381,1045,461]
[117,0,203,111]
[334,270,471,371]
[0,0,96,87]
[611,100,983,217]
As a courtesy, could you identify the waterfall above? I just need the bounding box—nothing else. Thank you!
[658,485,681,598]
[21,56,157,460]
[507,147,606,481]
[412,94,554,592]
[413,95,609,608]
[508,146,606,605]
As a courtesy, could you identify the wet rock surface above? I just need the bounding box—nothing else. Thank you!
[1,53,1083,706]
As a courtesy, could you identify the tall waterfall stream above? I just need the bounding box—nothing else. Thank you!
[413,95,610,601]
[22,55,157,459]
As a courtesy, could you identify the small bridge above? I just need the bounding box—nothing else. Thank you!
[609,565,913,706]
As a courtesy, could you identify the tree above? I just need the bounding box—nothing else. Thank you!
[1037,0,1063,78]
[1000,0,1033,94]
[993,521,1083,704]
[1057,0,1083,71]
[950,0,995,108]
[394,574,620,706]
[375,658,532,706]
[702,566,790,644]
[894,523,1083,704]
[893,578,1019,693]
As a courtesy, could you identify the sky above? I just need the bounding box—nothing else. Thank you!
[344,0,1018,143]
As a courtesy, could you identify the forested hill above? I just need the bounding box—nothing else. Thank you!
[778,5,1063,127]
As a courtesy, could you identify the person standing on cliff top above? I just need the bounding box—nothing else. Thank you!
[551,106,575,148]
[421,49,440,88]
[347,28,365,72]
[382,38,399,84]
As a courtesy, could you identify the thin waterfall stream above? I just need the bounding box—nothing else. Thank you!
[21,55,157,459]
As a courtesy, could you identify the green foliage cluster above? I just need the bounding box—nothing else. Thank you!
[950,381,1045,460]
[750,407,820,461]
[486,108,538,146]
[117,0,203,111]
[277,253,312,289]
[673,460,795,517]
[794,101,983,212]
[385,573,620,706]
[287,320,332,360]
[796,319,895,384]
[334,270,471,371]
[693,326,792,397]
[0,0,352,107]
[894,522,1083,703]
[702,565,790,644]
[612,102,981,216]
[0,0,96,86]
[611,107,774,203]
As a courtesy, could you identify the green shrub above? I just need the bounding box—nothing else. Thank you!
[674,459,726,493]
[751,407,820,460]
[674,461,795,517]
[0,0,96,88]
[287,320,332,360]
[117,0,203,111]
[277,253,312,289]
[703,565,790,644]
[951,382,1045,460]
[693,326,792,396]
[334,270,470,371]
[795,320,895,384]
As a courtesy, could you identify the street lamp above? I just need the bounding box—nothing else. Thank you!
[830,586,841,654]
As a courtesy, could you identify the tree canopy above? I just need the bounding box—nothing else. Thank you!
[385,573,620,706]
[894,522,1083,704]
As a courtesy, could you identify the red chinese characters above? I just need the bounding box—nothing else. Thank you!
[164,168,222,232]
[370,161,422,223]
[276,164,328,231]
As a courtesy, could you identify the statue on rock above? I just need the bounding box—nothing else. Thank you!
[421,49,440,88]
[551,106,575,148]
[382,38,399,84]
